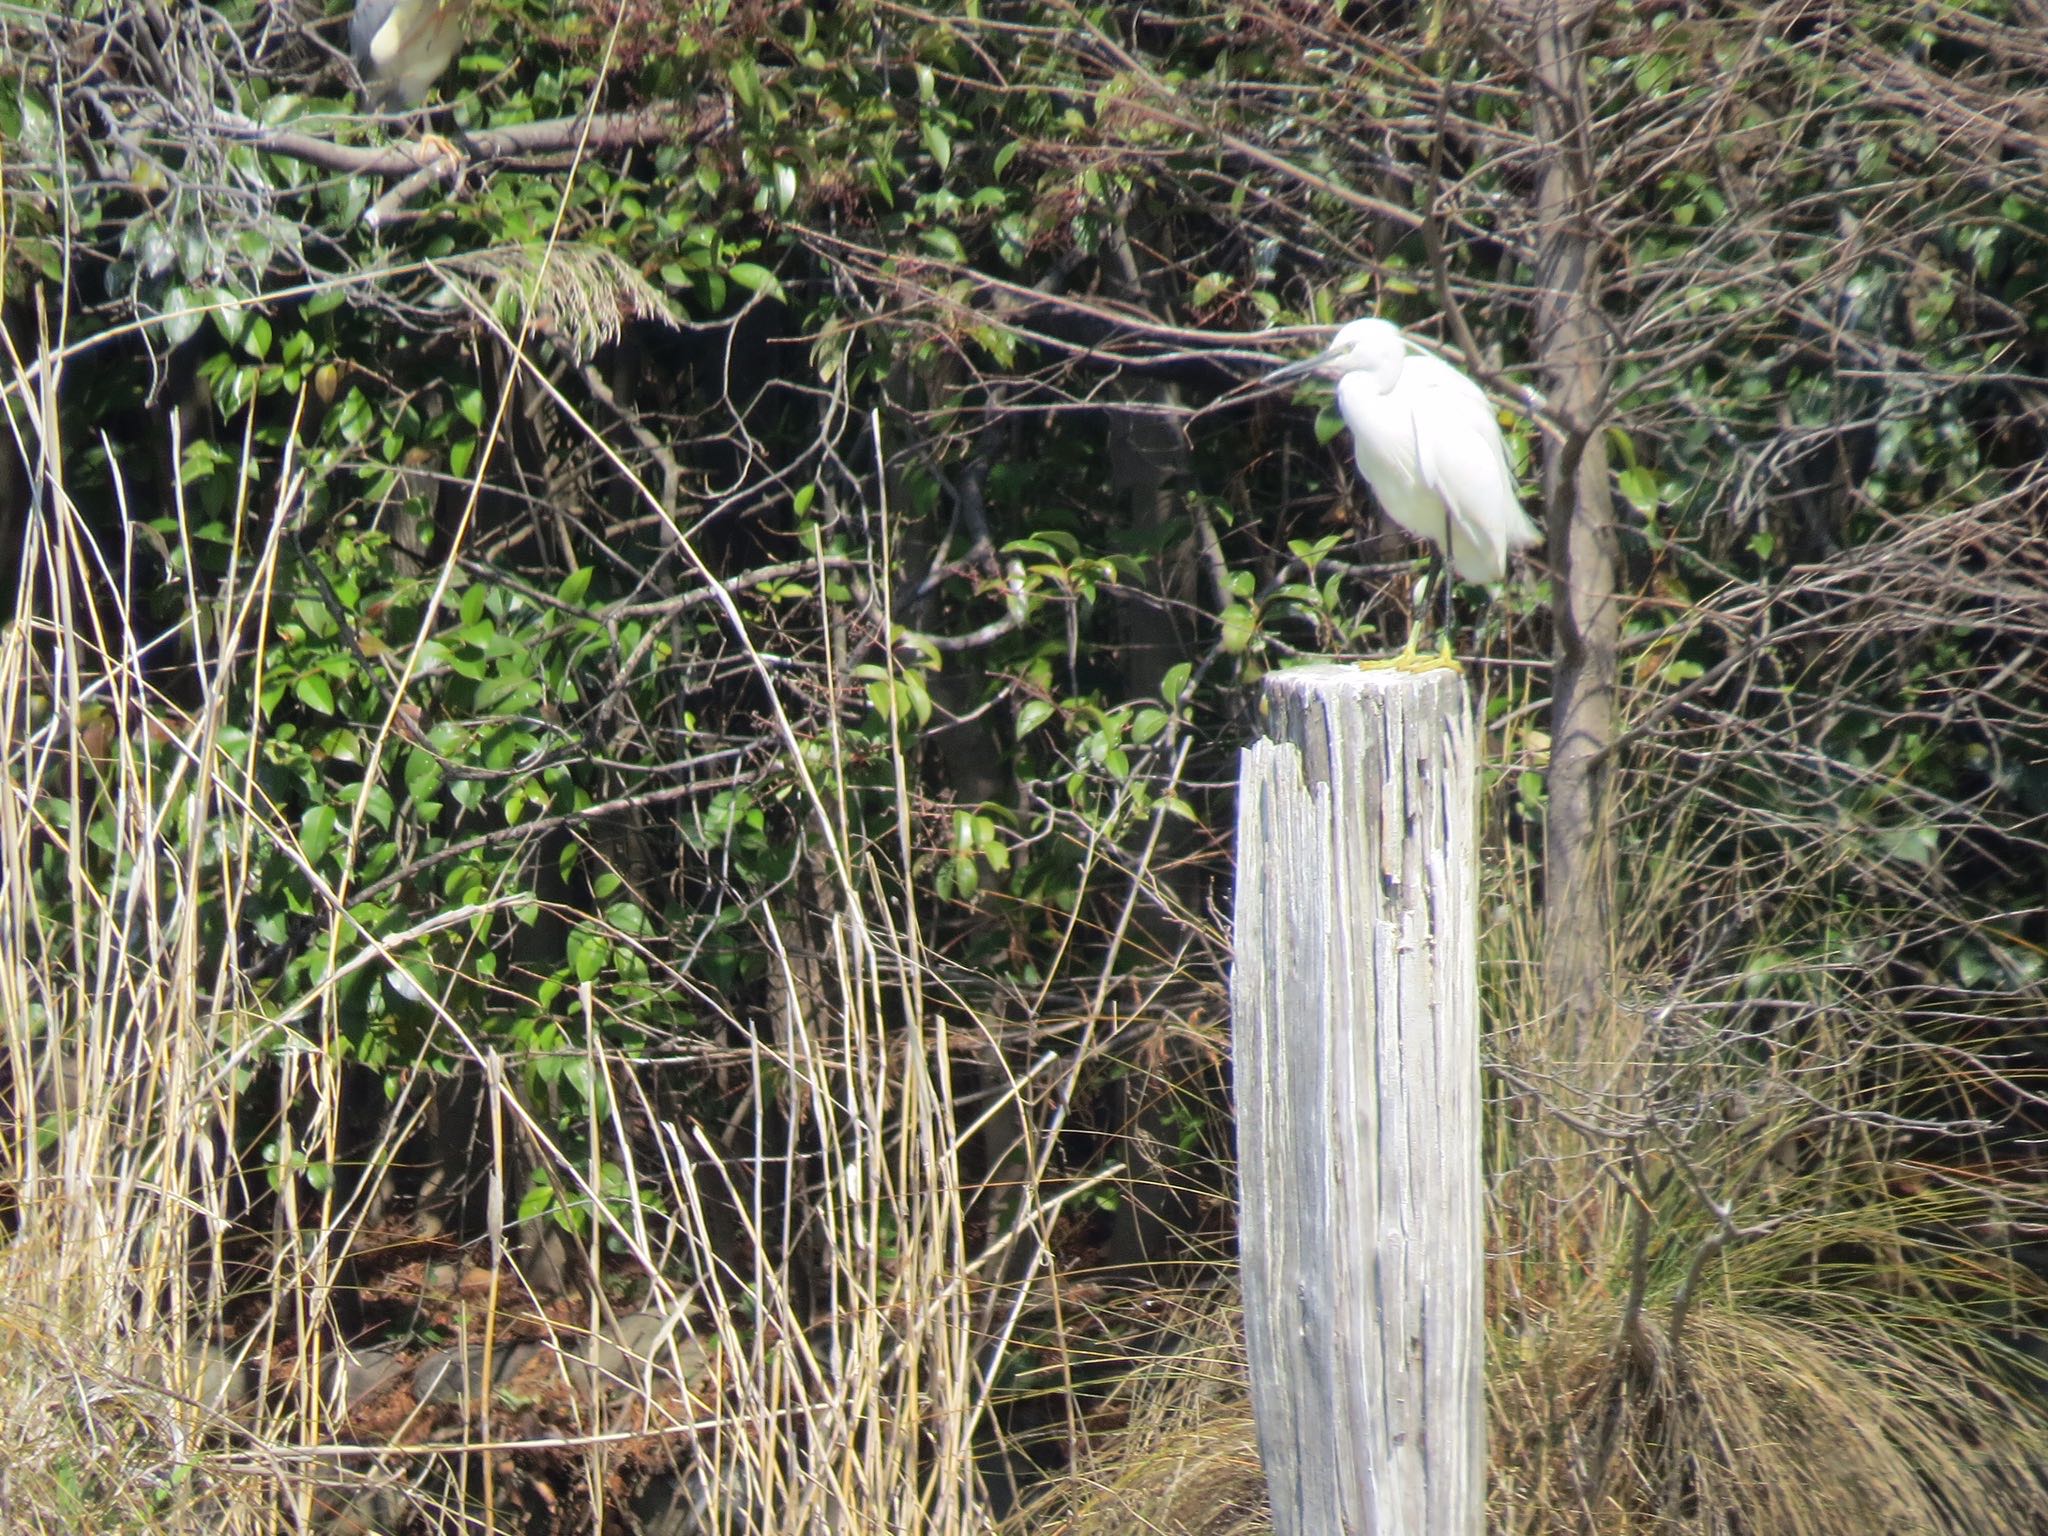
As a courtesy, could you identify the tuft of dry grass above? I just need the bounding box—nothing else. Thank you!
[1492,1291,2048,1536]
[0,1245,294,1536]
[1001,1233,2048,1536]
[1002,1295,1267,1536]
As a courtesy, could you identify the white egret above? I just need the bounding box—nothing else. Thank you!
[1271,317,1540,664]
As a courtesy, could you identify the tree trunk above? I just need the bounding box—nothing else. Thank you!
[1529,1,1623,1072]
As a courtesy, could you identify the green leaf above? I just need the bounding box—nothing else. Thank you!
[517,1178,555,1223]
[556,565,594,604]
[728,261,784,299]
[1873,823,1938,870]
[294,674,335,715]
[900,668,933,727]
[1618,466,1659,514]
[728,55,759,109]
[300,804,337,864]
[920,227,966,263]
[564,1057,596,1105]
[1016,698,1055,737]
[161,288,203,348]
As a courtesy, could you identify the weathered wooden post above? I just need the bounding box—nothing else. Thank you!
[1232,664,1483,1536]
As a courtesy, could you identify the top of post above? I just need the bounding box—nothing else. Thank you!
[1259,663,1469,710]
[1254,665,1475,794]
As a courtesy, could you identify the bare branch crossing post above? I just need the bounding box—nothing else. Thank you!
[1232,664,1483,1536]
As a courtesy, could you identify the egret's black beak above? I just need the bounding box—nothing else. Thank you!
[1264,348,1329,385]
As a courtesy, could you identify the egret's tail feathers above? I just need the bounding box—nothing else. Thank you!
[1445,495,1542,583]
[1503,501,1544,553]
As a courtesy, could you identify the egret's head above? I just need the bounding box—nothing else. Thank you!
[1268,317,1407,389]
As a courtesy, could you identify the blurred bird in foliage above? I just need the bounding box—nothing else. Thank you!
[351,0,472,110]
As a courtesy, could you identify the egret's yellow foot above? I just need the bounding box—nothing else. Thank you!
[416,132,466,166]
[1356,630,1461,674]
[1355,646,1416,673]
[1390,644,1462,675]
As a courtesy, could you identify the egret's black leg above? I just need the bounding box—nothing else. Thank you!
[1408,557,1429,658]
[1370,549,1460,673]
[1363,546,1463,673]
[1439,549,1457,663]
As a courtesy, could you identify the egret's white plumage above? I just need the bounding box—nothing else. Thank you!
[351,0,471,110]
[1277,318,1541,583]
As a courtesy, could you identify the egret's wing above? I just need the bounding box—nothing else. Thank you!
[365,7,406,68]
[1337,374,1444,547]
[356,0,470,106]
[1406,356,1540,581]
